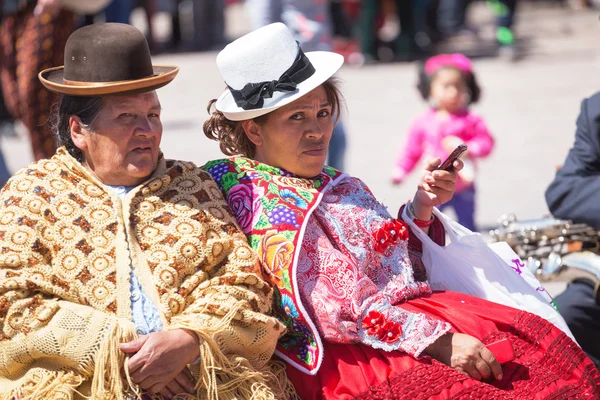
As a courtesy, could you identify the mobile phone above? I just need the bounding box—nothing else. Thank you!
[486,338,515,364]
[437,144,468,171]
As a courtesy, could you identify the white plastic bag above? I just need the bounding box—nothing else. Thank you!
[402,206,576,342]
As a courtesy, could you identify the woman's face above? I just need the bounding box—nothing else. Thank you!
[430,68,469,113]
[71,92,163,186]
[245,85,334,178]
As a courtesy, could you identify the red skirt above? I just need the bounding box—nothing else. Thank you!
[286,291,600,399]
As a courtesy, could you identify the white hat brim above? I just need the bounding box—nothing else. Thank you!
[215,51,344,121]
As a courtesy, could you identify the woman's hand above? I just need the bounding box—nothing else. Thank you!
[158,369,196,399]
[120,329,199,396]
[424,332,503,381]
[411,157,464,222]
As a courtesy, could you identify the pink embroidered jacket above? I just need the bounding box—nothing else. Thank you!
[393,109,494,192]
[297,177,451,363]
[204,157,451,375]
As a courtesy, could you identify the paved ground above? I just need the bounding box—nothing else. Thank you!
[4,2,600,233]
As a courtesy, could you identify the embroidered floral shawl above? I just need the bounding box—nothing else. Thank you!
[204,157,451,375]
[0,148,293,400]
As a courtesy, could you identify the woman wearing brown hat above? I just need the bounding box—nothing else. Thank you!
[203,23,600,399]
[0,23,293,400]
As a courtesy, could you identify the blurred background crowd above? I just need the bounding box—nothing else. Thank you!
[2,0,600,231]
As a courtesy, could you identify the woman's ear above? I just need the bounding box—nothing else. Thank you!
[69,116,88,151]
[242,119,263,147]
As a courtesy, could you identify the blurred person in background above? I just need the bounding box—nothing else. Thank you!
[437,0,472,38]
[192,0,226,51]
[356,0,419,62]
[0,0,75,160]
[0,82,13,188]
[487,0,518,55]
[545,91,600,367]
[104,0,159,52]
[246,0,348,170]
[392,54,494,232]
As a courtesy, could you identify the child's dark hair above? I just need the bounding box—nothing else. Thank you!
[417,63,481,105]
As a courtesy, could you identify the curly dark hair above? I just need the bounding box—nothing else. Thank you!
[50,95,105,162]
[203,78,344,158]
[416,63,481,105]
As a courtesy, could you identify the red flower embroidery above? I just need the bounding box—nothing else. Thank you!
[362,310,385,336]
[362,310,403,344]
[378,320,402,343]
[372,219,408,253]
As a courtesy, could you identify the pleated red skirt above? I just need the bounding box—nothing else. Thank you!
[286,291,600,399]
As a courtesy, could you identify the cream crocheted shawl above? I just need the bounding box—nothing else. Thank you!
[0,148,292,400]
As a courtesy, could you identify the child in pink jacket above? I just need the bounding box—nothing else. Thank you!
[393,54,494,231]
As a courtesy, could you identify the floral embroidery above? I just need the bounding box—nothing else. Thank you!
[227,184,264,233]
[361,310,402,344]
[379,320,402,343]
[203,157,342,373]
[362,310,385,335]
[373,219,409,253]
[280,189,309,209]
[257,230,294,283]
[281,293,300,318]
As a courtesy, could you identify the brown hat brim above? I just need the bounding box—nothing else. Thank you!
[38,65,179,96]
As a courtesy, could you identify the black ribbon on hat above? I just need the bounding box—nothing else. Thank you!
[227,46,316,111]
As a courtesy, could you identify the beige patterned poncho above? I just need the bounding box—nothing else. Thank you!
[0,148,292,400]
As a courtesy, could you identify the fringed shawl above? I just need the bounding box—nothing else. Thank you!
[0,148,294,399]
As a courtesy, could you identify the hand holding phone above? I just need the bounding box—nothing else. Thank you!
[436,143,468,171]
[486,338,515,364]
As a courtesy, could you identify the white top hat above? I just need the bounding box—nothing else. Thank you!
[215,23,344,121]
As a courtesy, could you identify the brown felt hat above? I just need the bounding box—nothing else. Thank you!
[39,23,178,96]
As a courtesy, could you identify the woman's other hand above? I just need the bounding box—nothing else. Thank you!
[120,329,199,396]
[411,157,463,221]
[424,332,503,381]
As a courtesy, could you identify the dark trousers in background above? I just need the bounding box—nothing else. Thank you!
[0,81,12,187]
[357,0,416,59]
[193,0,225,51]
[104,0,133,23]
[436,0,471,35]
[0,4,75,160]
[496,0,517,28]
[439,185,476,231]
[554,280,600,366]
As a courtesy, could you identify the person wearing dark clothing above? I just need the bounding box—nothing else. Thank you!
[0,0,75,160]
[545,91,600,366]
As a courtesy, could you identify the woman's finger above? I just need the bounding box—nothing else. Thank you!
[158,387,174,399]
[174,369,196,393]
[427,178,455,192]
[462,360,483,381]
[480,347,503,380]
[431,169,457,182]
[452,159,464,172]
[166,379,187,397]
[425,157,442,171]
[453,366,470,377]
[139,374,165,390]
[474,355,493,380]
[126,351,149,378]
[129,364,152,385]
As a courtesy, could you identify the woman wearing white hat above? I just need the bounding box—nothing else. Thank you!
[203,23,600,400]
